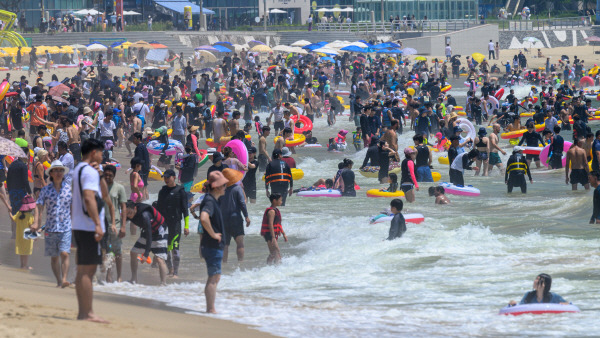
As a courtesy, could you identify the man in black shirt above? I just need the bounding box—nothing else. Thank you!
[157,169,189,278]
[10,100,24,138]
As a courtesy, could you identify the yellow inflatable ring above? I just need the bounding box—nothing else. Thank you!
[273,133,306,147]
[191,179,207,193]
[438,156,449,165]
[366,189,405,198]
[262,168,304,181]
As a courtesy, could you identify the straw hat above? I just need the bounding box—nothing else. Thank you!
[46,159,69,176]
[206,171,229,189]
[449,112,458,119]
[222,168,243,187]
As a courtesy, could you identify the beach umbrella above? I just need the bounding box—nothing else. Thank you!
[414,56,427,61]
[150,42,168,49]
[51,96,68,104]
[195,45,220,53]
[320,56,336,63]
[347,42,368,48]
[214,41,232,46]
[585,36,600,42]
[110,41,126,48]
[401,48,417,55]
[199,67,213,73]
[373,42,401,49]
[46,81,61,87]
[114,41,132,50]
[71,44,88,50]
[86,43,107,52]
[0,137,27,158]
[272,45,293,53]
[129,40,154,49]
[48,84,71,96]
[341,45,368,53]
[291,40,311,47]
[471,52,485,63]
[303,42,327,50]
[250,44,272,53]
[211,44,233,52]
[142,66,158,70]
[248,40,266,48]
[313,48,339,56]
[377,48,402,54]
[522,37,542,48]
[196,50,217,62]
[130,64,140,70]
[290,47,308,55]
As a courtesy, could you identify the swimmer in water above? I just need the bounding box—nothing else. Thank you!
[387,198,406,241]
[508,273,569,306]
[428,186,451,204]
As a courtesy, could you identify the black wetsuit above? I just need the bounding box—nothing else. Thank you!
[387,213,406,240]
[518,130,545,162]
[548,134,565,169]
[505,153,532,193]
[340,168,356,197]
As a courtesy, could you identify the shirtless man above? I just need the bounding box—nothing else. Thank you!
[67,120,82,163]
[258,126,271,172]
[228,111,241,136]
[565,138,590,190]
[125,113,142,156]
[275,127,291,151]
[381,119,399,152]
[488,124,507,174]
[473,127,490,176]
[284,102,299,118]
[212,111,228,144]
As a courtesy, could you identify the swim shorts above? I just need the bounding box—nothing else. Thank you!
[131,226,169,260]
[73,230,102,265]
[400,183,414,193]
[45,231,71,257]
[489,152,502,165]
[224,216,244,245]
[201,246,223,276]
[526,154,540,162]
[478,151,488,161]
[570,168,589,186]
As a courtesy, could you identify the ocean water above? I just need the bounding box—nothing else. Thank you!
[97,86,600,337]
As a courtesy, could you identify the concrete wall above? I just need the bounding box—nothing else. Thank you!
[400,24,499,56]
[498,28,591,49]
[173,31,280,48]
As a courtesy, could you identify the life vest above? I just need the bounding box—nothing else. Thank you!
[265,160,291,184]
[132,203,165,233]
[260,207,283,238]
[507,155,528,174]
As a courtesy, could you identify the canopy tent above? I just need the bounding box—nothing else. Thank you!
[73,9,102,16]
[154,1,215,15]
[269,9,286,14]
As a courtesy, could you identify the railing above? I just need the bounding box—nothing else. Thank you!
[317,19,478,33]
[498,16,592,31]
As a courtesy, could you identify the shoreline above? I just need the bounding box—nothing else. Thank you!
[0,264,274,337]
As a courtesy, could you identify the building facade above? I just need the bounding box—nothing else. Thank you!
[354,0,479,22]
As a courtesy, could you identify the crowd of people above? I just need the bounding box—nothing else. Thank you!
[2,40,595,321]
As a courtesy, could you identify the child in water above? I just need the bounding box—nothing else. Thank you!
[383,173,398,192]
[387,198,406,240]
[428,186,451,204]
[353,127,362,151]
[261,193,288,265]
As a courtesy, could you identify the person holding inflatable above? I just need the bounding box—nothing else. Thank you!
[449,149,480,187]
[508,274,569,306]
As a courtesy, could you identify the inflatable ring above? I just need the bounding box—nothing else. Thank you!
[431,171,441,182]
[366,189,405,198]
[153,128,173,138]
[0,81,9,101]
[148,169,163,181]
[438,156,449,165]
[191,179,207,193]
[539,141,572,168]
[580,76,594,87]
[297,189,341,197]
[262,168,304,181]
[439,182,480,197]
[197,149,209,168]
[219,134,251,146]
[370,213,424,224]
[146,139,184,156]
[359,165,401,178]
[290,114,313,133]
[589,66,599,77]
[409,145,439,152]
[441,85,452,93]
[486,96,499,110]
[458,118,476,141]
[273,133,306,147]
[225,139,248,168]
[494,88,504,100]
[499,303,580,316]
[165,100,172,108]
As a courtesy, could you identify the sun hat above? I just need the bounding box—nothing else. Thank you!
[20,195,36,212]
[281,147,292,157]
[222,168,243,187]
[206,171,229,189]
[46,159,69,176]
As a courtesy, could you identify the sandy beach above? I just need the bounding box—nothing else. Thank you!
[0,263,271,337]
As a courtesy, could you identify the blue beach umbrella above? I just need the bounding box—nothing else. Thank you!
[320,56,335,63]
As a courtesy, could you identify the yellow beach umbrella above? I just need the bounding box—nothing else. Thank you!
[414,56,427,61]
[471,52,485,63]
[250,44,272,53]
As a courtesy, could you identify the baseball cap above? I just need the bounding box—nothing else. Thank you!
[162,169,176,178]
